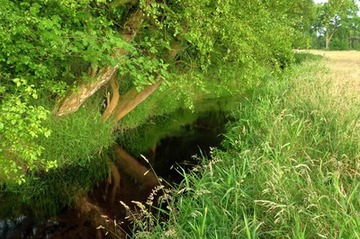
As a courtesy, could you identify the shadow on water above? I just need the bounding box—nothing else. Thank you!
[153,110,229,182]
[0,96,244,238]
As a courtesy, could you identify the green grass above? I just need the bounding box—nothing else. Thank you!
[131,57,360,238]
[0,105,113,218]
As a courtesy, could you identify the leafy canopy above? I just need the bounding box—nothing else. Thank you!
[1,0,306,187]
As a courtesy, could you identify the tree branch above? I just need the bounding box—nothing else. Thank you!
[101,76,120,121]
[113,80,162,122]
[57,66,119,117]
[55,8,146,117]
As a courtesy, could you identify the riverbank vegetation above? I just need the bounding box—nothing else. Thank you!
[1,0,359,238]
[0,1,311,237]
[0,0,306,215]
[131,53,360,238]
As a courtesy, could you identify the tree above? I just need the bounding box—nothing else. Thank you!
[0,0,310,236]
[348,16,360,49]
[262,0,316,48]
[314,0,359,49]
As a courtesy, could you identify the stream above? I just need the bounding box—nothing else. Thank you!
[0,96,242,239]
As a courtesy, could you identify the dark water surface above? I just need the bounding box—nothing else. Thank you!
[0,97,243,238]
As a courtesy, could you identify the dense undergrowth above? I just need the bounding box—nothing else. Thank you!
[131,55,360,238]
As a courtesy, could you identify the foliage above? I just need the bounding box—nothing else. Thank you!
[0,79,51,184]
[0,157,108,218]
[0,0,162,186]
[312,0,360,49]
[0,102,113,217]
[0,1,122,88]
[133,57,360,238]
[0,0,312,217]
[262,0,316,49]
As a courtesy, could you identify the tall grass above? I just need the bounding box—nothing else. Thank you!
[132,56,360,238]
[0,105,113,218]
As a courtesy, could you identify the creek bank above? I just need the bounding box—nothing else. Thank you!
[0,97,242,238]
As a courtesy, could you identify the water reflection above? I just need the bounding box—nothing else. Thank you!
[0,96,244,238]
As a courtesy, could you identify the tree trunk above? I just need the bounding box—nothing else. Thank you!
[53,2,163,236]
[113,81,162,122]
[102,76,120,122]
[325,31,330,50]
[56,6,158,237]
[56,66,119,116]
[56,10,145,117]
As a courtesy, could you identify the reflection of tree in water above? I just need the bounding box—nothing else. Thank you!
[0,106,231,239]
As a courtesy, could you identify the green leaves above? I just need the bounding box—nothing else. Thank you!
[313,0,359,49]
[125,56,170,91]
[0,78,51,184]
[0,0,126,96]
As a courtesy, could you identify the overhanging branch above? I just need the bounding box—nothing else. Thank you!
[57,66,119,117]
[55,9,146,117]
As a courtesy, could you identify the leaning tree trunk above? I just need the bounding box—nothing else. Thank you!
[55,9,144,117]
[52,6,162,238]
[52,1,184,235]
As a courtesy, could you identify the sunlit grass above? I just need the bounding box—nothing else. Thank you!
[132,53,360,238]
[299,50,360,101]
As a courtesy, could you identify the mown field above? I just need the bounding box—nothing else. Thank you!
[130,51,360,239]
